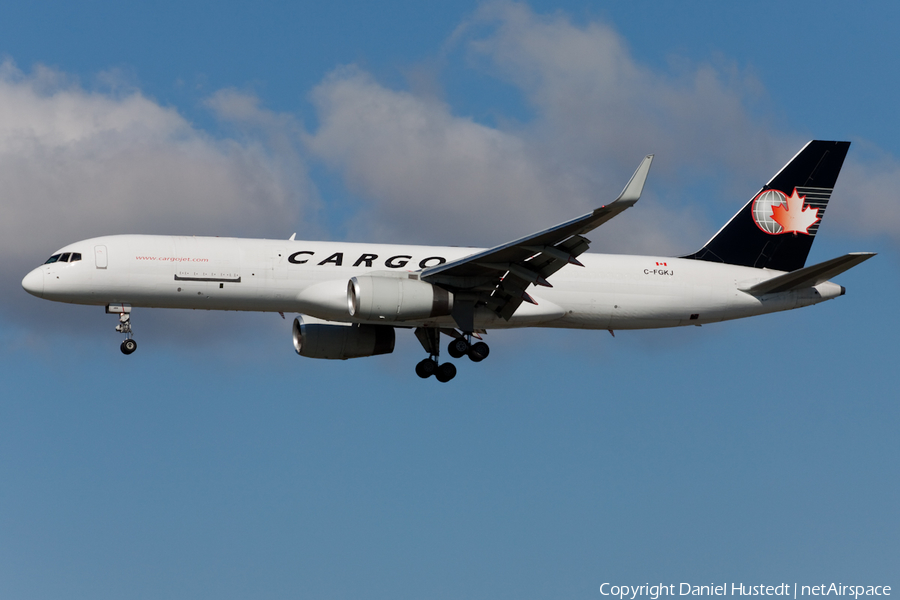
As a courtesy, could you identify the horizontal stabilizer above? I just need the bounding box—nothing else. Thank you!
[740,252,876,295]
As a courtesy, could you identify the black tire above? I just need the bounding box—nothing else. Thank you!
[415,358,438,379]
[467,341,489,362]
[447,338,468,359]
[121,339,137,355]
[435,362,457,383]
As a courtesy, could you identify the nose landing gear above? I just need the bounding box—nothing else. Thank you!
[107,304,137,355]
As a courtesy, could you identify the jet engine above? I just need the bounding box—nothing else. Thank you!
[292,315,395,360]
[348,275,453,322]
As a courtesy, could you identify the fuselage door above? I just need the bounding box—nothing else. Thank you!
[95,245,108,269]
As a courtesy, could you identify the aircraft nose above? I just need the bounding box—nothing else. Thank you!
[22,268,44,298]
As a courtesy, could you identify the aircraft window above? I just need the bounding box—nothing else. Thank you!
[44,254,61,264]
[60,253,71,262]
[70,253,82,262]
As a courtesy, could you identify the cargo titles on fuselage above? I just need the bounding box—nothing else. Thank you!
[287,251,447,270]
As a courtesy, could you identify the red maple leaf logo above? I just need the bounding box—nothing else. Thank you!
[770,188,819,234]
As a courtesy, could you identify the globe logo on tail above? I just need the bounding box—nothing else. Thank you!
[751,188,820,235]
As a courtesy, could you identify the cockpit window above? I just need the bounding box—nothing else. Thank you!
[44,252,81,265]
[43,252,81,264]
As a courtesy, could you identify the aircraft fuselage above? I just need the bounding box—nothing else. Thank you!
[22,234,842,331]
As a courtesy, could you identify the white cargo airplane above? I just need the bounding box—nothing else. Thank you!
[22,140,873,382]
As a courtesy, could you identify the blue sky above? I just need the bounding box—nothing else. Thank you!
[1,2,898,599]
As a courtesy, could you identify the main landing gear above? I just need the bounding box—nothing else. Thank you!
[414,327,489,383]
[108,304,137,355]
[446,337,489,362]
[415,356,457,383]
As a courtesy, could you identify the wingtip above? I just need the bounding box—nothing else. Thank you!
[615,154,654,203]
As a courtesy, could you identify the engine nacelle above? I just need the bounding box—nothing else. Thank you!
[348,275,453,322]
[292,316,395,360]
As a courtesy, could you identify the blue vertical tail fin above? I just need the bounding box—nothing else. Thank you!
[683,140,851,272]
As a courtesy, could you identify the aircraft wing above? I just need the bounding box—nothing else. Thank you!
[421,154,653,325]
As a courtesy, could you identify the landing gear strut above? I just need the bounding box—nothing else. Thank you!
[108,304,137,355]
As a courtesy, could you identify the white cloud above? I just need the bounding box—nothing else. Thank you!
[826,143,900,244]
[303,2,804,255]
[459,2,787,173]
[0,61,317,334]
[451,2,900,251]
[305,66,709,253]
[306,66,571,246]
[304,1,900,259]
